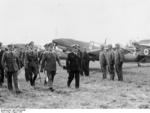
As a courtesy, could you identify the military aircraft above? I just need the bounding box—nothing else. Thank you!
[52,38,102,61]
[52,38,100,51]
[52,38,132,61]
[52,38,150,66]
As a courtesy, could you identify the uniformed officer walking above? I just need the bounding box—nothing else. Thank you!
[25,41,39,87]
[82,48,90,76]
[40,43,49,85]
[41,43,62,92]
[1,44,21,93]
[99,45,107,79]
[114,44,124,81]
[24,44,31,82]
[0,42,5,86]
[66,44,82,88]
[106,44,115,80]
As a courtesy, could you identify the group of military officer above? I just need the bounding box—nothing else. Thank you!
[0,41,84,93]
[99,44,124,81]
[0,41,124,94]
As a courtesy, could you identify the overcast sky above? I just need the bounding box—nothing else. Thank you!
[0,0,150,46]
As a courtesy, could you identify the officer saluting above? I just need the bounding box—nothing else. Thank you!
[1,44,21,93]
[66,44,82,89]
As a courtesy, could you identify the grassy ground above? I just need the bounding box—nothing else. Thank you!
[1,61,150,109]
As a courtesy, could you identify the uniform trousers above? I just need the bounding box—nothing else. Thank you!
[7,71,19,91]
[67,71,80,88]
[100,64,107,79]
[0,68,4,85]
[25,68,30,82]
[115,62,123,81]
[28,66,38,86]
[107,64,115,80]
[82,60,89,76]
[47,71,56,88]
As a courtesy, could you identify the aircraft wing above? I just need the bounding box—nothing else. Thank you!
[87,49,101,61]
[140,44,150,47]
[121,48,132,54]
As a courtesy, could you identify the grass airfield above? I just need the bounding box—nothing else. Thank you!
[1,61,150,109]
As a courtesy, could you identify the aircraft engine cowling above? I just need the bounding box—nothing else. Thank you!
[143,49,149,56]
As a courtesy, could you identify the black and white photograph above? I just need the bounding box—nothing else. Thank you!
[1,0,150,111]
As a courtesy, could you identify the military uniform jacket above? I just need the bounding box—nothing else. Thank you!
[106,50,115,65]
[41,51,59,72]
[66,52,81,72]
[26,50,39,68]
[1,51,20,72]
[99,51,107,66]
[114,49,124,64]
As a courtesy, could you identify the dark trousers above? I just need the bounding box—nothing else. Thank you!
[107,64,115,80]
[67,71,80,88]
[28,66,38,86]
[82,60,89,76]
[115,62,123,81]
[25,68,30,82]
[100,64,107,79]
[47,71,56,88]
[0,68,4,85]
[7,71,19,91]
